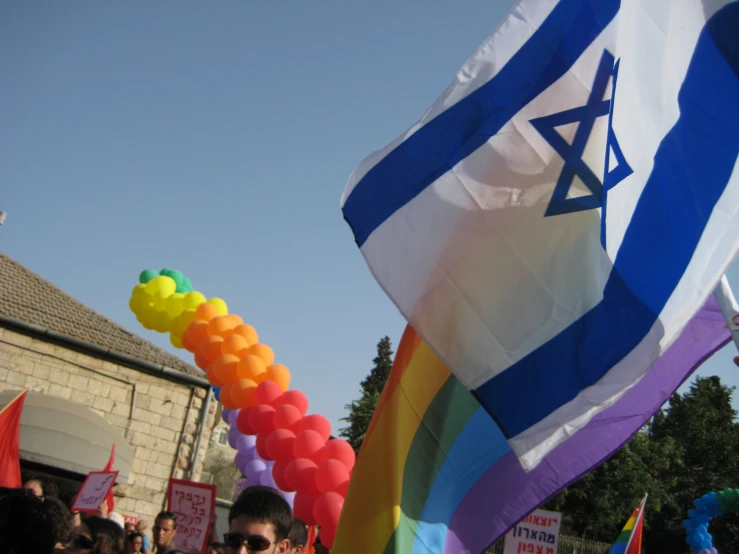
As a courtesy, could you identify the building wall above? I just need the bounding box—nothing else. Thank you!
[0,326,217,521]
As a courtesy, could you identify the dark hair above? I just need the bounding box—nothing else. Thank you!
[288,518,308,547]
[229,486,293,541]
[24,476,59,499]
[155,511,178,525]
[126,532,144,551]
[44,496,73,545]
[84,516,125,554]
[0,489,58,554]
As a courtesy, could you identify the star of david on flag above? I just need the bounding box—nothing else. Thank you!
[530,49,633,220]
[341,0,739,474]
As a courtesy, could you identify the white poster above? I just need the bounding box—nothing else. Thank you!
[503,509,561,554]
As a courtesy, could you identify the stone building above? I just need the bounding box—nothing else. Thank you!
[0,253,218,521]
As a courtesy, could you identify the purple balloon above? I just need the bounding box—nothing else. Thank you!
[228,425,243,449]
[234,450,250,476]
[221,408,233,424]
[280,490,296,508]
[245,459,267,476]
[260,469,276,488]
[236,434,257,453]
[228,409,241,426]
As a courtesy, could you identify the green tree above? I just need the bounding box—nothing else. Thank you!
[341,336,394,453]
[646,376,739,553]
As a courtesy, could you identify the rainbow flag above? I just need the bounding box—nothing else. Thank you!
[333,300,729,553]
[609,495,647,554]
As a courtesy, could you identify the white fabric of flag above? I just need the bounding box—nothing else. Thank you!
[341,0,739,470]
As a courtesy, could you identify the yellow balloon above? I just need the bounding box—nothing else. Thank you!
[170,333,183,349]
[183,291,207,310]
[153,310,173,333]
[152,290,170,311]
[145,275,176,296]
[207,297,228,316]
[166,293,186,317]
[138,310,156,330]
[172,309,196,335]
[129,294,148,315]
[131,284,147,298]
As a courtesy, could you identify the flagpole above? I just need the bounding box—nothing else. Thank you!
[0,389,27,416]
[714,275,739,353]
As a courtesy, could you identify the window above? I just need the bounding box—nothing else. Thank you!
[213,427,228,446]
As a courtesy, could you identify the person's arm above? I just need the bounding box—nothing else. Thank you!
[208,512,219,545]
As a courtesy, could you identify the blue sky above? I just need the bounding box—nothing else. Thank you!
[2,1,737,433]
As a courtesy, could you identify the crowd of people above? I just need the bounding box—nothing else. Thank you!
[0,477,324,554]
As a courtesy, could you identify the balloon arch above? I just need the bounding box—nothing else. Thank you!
[129,269,352,549]
[683,488,739,554]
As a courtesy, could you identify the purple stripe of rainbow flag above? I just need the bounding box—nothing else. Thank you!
[332,298,730,553]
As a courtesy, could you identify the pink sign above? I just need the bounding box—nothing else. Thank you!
[72,471,119,514]
[166,478,216,552]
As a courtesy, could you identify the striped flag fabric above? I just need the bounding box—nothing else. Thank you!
[332,298,730,553]
[341,0,739,471]
[609,495,647,554]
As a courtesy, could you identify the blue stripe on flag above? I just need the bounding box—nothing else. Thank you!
[342,0,620,247]
[475,2,739,438]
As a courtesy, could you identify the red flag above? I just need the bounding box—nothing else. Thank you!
[0,390,27,488]
[103,443,116,511]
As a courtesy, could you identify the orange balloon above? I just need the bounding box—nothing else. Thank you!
[221,334,250,357]
[230,378,258,409]
[183,320,210,352]
[235,355,267,382]
[194,303,220,322]
[195,335,224,369]
[219,383,239,410]
[223,313,244,327]
[212,354,241,386]
[181,330,197,352]
[208,315,237,338]
[233,324,259,346]
[266,364,291,391]
[206,362,226,388]
[248,343,275,367]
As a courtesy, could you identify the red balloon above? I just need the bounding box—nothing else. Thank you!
[256,431,272,461]
[272,460,291,493]
[293,491,318,526]
[284,458,317,492]
[236,407,257,435]
[295,414,331,441]
[316,459,350,494]
[266,429,296,462]
[335,480,350,498]
[276,389,309,415]
[293,430,327,461]
[318,439,356,471]
[273,404,303,431]
[319,524,337,550]
[248,405,276,435]
[313,492,344,529]
[255,380,283,406]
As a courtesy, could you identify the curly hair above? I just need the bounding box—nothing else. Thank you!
[83,516,125,554]
[0,489,59,554]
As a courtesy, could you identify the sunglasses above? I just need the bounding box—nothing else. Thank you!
[70,534,95,549]
[223,532,276,551]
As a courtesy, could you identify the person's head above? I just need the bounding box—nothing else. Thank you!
[287,519,307,554]
[134,519,147,533]
[206,542,226,554]
[23,477,59,500]
[226,486,293,553]
[124,522,135,534]
[153,511,178,549]
[66,516,125,554]
[125,532,144,553]
[0,489,68,554]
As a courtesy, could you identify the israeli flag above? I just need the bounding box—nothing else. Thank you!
[341,0,739,469]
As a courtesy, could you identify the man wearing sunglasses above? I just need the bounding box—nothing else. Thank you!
[223,486,292,553]
[153,511,184,554]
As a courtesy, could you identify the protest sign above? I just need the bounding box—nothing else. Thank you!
[166,478,216,552]
[72,471,118,514]
[123,514,138,525]
[503,509,561,554]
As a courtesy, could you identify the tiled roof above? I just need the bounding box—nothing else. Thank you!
[0,253,201,377]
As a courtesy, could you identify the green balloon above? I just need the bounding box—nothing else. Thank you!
[139,269,159,284]
[181,276,193,292]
